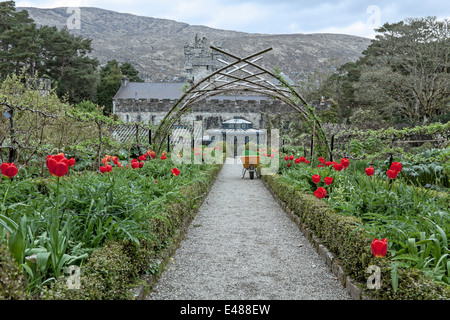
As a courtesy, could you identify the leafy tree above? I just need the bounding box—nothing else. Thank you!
[97,60,143,114]
[0,2,39,78]
[36,26,99,104]
[354,17,450,125]
[120,62,143,83]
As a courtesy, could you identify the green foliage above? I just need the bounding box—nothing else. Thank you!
[0,150,222,298]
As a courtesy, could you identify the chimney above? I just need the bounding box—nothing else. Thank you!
[121,76,129,87]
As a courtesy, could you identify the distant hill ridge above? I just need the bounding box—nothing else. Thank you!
[17,6,372,82]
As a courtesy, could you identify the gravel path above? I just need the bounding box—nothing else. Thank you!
[146,159,351,300]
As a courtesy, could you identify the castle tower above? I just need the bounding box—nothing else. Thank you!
[184,34,225,84]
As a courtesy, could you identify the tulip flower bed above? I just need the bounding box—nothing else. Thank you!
[0,151,222,299]
[260,151,449,299]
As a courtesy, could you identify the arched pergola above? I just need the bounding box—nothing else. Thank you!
[152,46,330,156]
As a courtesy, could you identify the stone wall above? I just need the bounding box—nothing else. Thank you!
[113,98,297,129]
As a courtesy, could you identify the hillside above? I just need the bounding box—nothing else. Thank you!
[17,6,372,82]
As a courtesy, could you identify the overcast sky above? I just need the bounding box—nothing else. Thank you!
[15,0,450,38]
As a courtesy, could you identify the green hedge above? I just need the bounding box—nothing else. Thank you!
[29,163,222,300]
[262,173,450,300]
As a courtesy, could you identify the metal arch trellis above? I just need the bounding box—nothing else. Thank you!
[152,46,330,156]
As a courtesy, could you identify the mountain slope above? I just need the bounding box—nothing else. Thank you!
[17,6,371,82]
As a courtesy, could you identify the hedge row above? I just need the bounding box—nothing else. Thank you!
[261,173,450,300]
[1,163,223,300]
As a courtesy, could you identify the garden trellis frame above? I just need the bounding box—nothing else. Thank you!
[151,46,330,155]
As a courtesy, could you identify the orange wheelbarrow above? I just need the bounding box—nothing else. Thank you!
[240,155,260,179]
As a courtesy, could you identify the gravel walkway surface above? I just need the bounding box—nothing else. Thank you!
[146,159,351,300]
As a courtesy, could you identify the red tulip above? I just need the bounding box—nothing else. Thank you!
[131,160,140,169]
[295,158,300,164]
[324,177,333,185]
[305,160,310,164]
[333,163,344,171]
[324,161,333,167]
[318,157,325,164]
[341,158,350,169]
[171,167,180,176]
[317,165,324,168]
[390,162,402,174]
[312,174,321,184]
[371,238,388,258]
[314,187,327,198]
[47,153,69,177]
[139,162,143,168]
[365,167,375,176]
[299,157,306,163]
[284,156,289,161]
[287,163,291,167]
[387,169,398,179]
[138,155,145,161]
[161,154,167,160]
[150,152,156,159]
[1,162,18,178]
[289,155,294,161]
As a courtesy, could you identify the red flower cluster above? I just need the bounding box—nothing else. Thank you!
[131,159,144,169]
[324,177,333,185]
[371,238,388,258]
[387,162,402,179]
[1,162,18,178]
[47,153,75,177]
[102,155,122,168]
[100,165,112,173]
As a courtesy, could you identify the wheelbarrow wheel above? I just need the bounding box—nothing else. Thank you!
[249,165,255,180]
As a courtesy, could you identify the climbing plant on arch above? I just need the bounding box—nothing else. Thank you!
[151,46,330,157]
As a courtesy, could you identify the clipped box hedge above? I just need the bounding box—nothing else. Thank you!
[262,173,450,300]
[0,163,222,300]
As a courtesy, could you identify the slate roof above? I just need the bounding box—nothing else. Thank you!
[113,82,186,100]
[113,82,273,101]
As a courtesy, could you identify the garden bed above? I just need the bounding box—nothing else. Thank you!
[259,153,450,300]
[1,154,223,300]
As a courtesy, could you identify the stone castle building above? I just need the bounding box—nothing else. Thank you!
[112,35,304,148]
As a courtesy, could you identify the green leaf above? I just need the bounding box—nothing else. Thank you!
[390,261,399,293]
